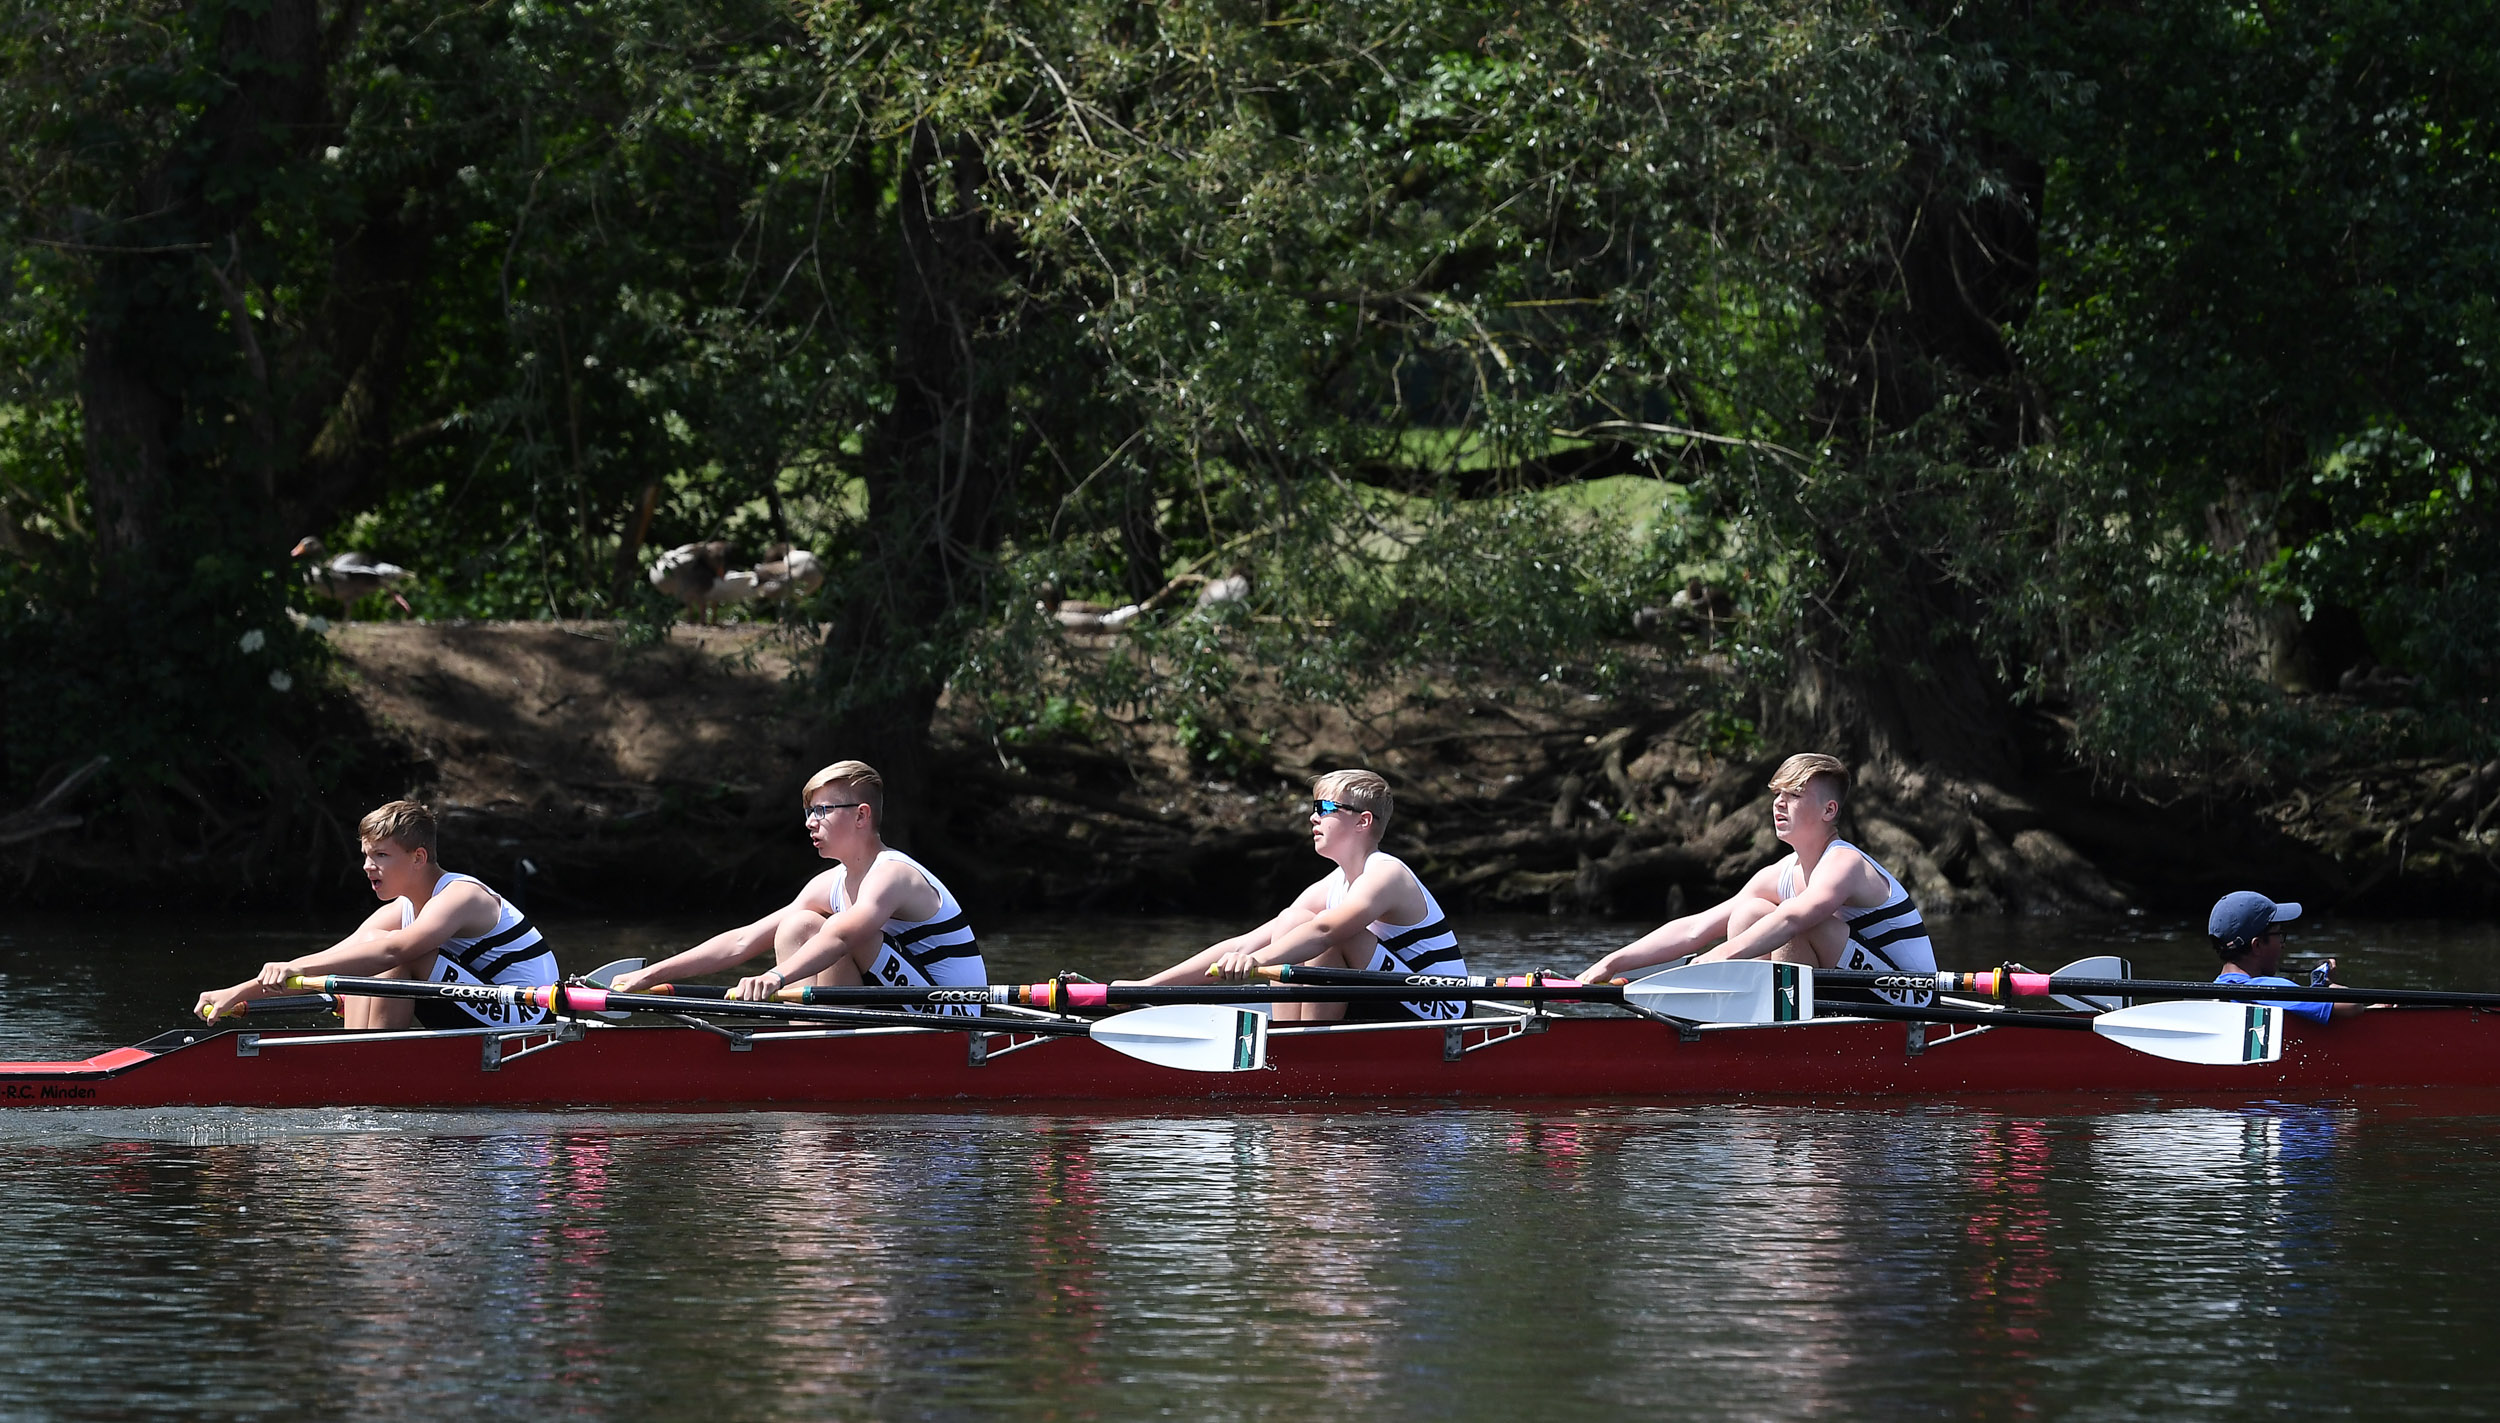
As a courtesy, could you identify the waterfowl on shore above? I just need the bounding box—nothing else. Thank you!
[1196,569,1251,610]
[291,537,413,613]
[754,546,823,599]
[649,541,766,620]
[648,541,730,607]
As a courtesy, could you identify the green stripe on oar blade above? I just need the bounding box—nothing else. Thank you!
[1090,1004,1268,1073]
[1623,961,1815,1025]
[2089,1000,2283,1066]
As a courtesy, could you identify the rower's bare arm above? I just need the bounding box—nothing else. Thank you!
[1241,868,1407,973]
[1707,848,1868,962]
[612,906,795,991]
[1580,886,1753,981]
[263,886,499,987]
[1134,890,1325,985]
[737,860,931,998]
[200,903,407,1020]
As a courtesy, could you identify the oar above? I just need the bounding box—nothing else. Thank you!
[618,977,1612,1009]
[1822,967,2486,1010]
[273,974,1269,1074]
[1615,962,2283,1066]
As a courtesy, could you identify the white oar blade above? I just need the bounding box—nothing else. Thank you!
[2092,1000,2282,1065]
[2052,954,2130,1013]
[1090,1004,1269,1073]
[1624,961,1813,1025]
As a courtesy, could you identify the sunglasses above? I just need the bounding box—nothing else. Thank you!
[1311,799,1366,818]
[804,801,866,822]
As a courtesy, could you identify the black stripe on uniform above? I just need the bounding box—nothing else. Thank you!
[881,931,981,978]
[1377,918,1451,953]
[1852,920,1930,954]
[447,917,539,974]
[886,913,972,949]
[1393,943,1466,972]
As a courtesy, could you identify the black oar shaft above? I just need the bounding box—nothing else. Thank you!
[1268,965,1610,996]
[290,975,1085,1037]
[1816,1001,2092,1032]
[1818,969,2499,1009]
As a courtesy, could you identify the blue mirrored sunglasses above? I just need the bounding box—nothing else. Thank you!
[1311,799,1364,818]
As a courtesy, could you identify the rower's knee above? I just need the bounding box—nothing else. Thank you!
[1727,898,1775,937]
[773,911,828,956]
[1767,917,1851,970]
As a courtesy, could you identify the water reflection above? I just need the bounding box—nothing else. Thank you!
[1,1107,2497,1419]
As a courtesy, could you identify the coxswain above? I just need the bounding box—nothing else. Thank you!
[2208,891,2360,1022]
[194,800,556,1028]
[1131,769,1466,1022]
[1578,753,1937,1005]
[608,761,985,1008]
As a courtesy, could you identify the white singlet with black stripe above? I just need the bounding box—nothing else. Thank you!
[1325,852,1468,1020]
[1776,841,1936,1007]
[397,871,557,1028]
[829,850,985,1016]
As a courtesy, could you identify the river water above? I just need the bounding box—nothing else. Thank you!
[2,911,2497,1419]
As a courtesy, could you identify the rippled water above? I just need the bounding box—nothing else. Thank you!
[3,912,2498,1419]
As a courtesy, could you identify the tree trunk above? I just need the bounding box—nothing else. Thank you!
[1783,144,2133,908]
[822,122,1022,849]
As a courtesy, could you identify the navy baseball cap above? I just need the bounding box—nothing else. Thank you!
[2208,891,2301,943]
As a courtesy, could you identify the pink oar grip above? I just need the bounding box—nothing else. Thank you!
[1063,984,1109,1009]
[553,987,610,1011]
[2009,972,2053,996]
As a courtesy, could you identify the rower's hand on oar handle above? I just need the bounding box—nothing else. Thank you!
[195,983,256,1023]
[254,960,302,989]
[1205,951,1264,984]
[729,968,787,1001]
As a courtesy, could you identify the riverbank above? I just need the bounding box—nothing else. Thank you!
[7,620,2495,915]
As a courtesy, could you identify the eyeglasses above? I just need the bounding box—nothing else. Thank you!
[804,802,866,822]
[1311,799,1365,819]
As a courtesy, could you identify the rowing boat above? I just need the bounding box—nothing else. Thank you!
[6,999,2496,1110]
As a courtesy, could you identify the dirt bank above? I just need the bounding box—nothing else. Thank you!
[11,620,2491,917]
[321,623,2490,920]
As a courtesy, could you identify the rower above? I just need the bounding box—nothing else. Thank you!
[194,800,556,1029]
[609,761,985,1008]
[1578,753,1936,1006]
[2209,891,2359,1022]
[1132,769,1466,1022]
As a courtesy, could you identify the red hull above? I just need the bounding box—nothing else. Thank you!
[6,1008,2500,1110]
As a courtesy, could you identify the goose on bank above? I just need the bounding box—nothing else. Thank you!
[291,537,412,613]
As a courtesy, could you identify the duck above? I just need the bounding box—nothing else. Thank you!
[648,541,729,606]
[754,546,824,599]
[649,541,765,621]
[291,537,412,613]
[1195,568,1251,611]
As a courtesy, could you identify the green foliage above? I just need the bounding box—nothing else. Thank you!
[6,0,2499,842]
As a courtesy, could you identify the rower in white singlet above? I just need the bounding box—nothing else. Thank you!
[822,848,985,1015]
[1581,753,1939,1006]
[1325,851,1470,1021]
[1134,768,1462,1023]
[1775,843,1936,1008]
[610,760,988,1014]
[397,870,559,1028]
[195,800,562,1032]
